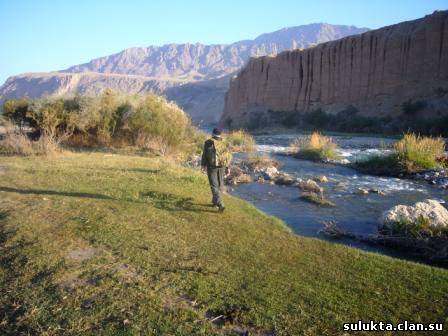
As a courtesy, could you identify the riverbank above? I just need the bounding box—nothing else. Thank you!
[1,152,447,335]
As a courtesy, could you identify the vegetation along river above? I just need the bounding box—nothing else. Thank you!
[229,133,448,262]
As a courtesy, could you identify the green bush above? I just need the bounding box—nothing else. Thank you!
[27,97,79,143]
[226,130,256,152]
[2,91,199,157]
[354,133,447,175]
[2,98,34,129]
[402,100,427,116]
[394,133,446,172]
[290,132,340,162]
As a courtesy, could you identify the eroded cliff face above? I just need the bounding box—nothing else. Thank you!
[222,11,448,129]
[1,24,368,124]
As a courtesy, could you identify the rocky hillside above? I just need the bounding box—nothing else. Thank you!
[65,23,367,81]
[221,11,448,129]
[0,24,368,123]
[0,72,181,99]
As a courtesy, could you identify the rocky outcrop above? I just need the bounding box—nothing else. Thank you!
[0,24,367,124]
[381,199,448,229]
[222,11,448,128]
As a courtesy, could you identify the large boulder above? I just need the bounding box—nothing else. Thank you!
[381,199,448,230]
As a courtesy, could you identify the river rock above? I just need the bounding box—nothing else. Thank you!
[261,166,279,180]
[356,187,370,195]
[381,199,448,230]
[300,191,335,207]
[335,182,349,192]
[226,166,252,185]
[298,179,323,194]
[313,175,329,183]
[274,173,296,186]
[369,188,386,195]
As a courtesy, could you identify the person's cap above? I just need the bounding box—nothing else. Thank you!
[212,128,222,137]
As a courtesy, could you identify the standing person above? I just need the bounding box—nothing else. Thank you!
[201,128,232,212]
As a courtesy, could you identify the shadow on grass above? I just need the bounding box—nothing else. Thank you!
[0,186,114,200]
[1,187,217,213]
[0,210,42,335]
[80,167,161,174]
[140,191,217,213]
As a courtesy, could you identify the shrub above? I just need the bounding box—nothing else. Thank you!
[27,97,79,144]
[386,216,448,239]
[2,98,34,129]
[402,100,427,116]
[0,132,57,156]
[291,132,340,162]
[394,133,446,172]
[353,154,402,176]
[3,91,200,158]
[120,94,190,154]
[303,109,332,128]
[226,130,256,152]
[354,133,447,175]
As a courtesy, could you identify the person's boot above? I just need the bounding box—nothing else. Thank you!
[218,204,225,212]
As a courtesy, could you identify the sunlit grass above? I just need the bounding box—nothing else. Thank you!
[355,133,447,175]
[291,132,340,161]
[225,129,256,152]
[0,152,447,335]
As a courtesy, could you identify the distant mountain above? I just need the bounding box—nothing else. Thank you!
[64,23,368,81]
[0,23,368,123]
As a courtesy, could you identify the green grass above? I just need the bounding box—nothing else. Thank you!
[291,132,340,162]
[225,130,256,153]
[354,133,447,176]
[1,152,448,335]
[352,154,403,176]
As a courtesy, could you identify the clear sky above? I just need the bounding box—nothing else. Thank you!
[0,0,446,84]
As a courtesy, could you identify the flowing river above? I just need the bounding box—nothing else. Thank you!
[229,133,448,260]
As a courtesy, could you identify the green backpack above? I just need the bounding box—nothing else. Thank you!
[214,139,232,167]
[205,138,232,167]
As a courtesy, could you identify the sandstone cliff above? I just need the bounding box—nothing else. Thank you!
[221,11,448,128]
[0,24,367,124]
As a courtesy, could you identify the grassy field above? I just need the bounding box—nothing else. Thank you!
[0,152,447,335]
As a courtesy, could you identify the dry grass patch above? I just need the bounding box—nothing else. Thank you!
[290,132,340,162]
[226,130,256,152]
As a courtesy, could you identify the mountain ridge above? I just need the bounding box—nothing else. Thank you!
[0,23,369,123]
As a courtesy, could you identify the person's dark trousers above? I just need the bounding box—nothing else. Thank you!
[207,166,225,206]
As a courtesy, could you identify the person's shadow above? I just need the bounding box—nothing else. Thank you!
[1,187,217,213]
[0,186,114,200]
[139,191,217,213]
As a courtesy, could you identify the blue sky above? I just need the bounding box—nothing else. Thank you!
[0,0,446,84]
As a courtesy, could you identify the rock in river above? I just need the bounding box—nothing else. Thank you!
[274,173,296,186]
[313,175,329,183]
[381,199,448,230]
[298,179,323,194]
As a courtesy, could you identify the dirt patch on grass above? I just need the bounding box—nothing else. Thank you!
[113,263,138,281]
[66,247,97,262]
